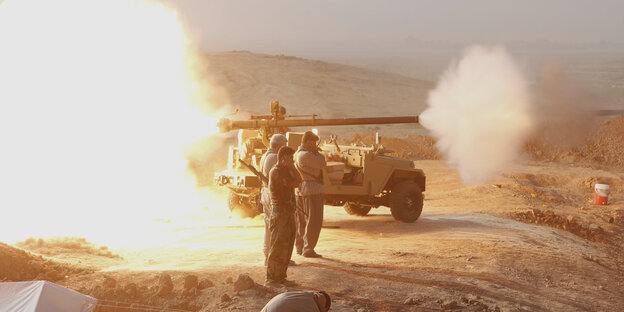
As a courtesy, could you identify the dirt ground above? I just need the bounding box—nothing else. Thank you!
[2,50,623,311]
[3,154,623,311]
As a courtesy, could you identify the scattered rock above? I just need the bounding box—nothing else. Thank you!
[89,286,103,297]
[44,270,60,282]
[233,274,255,291]
[220,293,232,302]
[198,278,215,289]
[441,300,459,310]
[156,285,172,297]
[460,296,469,303]
[404,297,421,305]
[159,273,173,289]
[184,274,198,290]
[102,288,115,299]
[102,277,116,289]
[182,287,199,298]
[474,302,489,311]
[225,277,233,284]
[157,273,174,297]
[124,283,137,298]
[515,209,608,242]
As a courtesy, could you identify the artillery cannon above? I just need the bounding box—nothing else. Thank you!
[214,101,426,222]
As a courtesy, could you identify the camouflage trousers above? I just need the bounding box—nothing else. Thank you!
[266,206,296,283]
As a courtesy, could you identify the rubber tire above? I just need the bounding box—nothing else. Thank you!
[390,180,423,223]
[343,202,372,216]
[228,191,259,218]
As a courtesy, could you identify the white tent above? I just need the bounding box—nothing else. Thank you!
[0,281,97,312]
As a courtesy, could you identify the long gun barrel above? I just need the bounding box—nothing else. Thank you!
[218,115,419,133]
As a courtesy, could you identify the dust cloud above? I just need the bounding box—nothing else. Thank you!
[0,0,229,248]
[420,45,534,184]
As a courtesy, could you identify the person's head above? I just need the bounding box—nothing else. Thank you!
[270,134,287,150]
[313,291,331,312]
[301,130,319,151]
[277,146,295,166]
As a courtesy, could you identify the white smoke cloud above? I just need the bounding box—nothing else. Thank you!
[420,45,534,184]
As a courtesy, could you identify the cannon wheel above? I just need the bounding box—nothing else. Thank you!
[228,191,260,218]
[343,202,372,216]
[390,180,423,223]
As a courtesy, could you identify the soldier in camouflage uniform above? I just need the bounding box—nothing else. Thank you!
[265,146,302,286]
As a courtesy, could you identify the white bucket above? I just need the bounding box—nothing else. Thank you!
[593,184,610,205]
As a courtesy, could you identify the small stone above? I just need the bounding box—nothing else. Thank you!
[567,215,575,223]
[124,283,137,298]
[233,274,255,292]
[220,293,231,302]
[90,286,103,297]
[198,278,214,289]
[103,277,116,289]
[460,296,469,303]
[442,300,458,310]
[44,270,60,281]
[157,273,174,297]
[156,285,172,297]
[589,224,600,231]
[225,277,233,284]
[159,273,173,289]
[404,297,415,305]
[184,275,198,290]
[102,289,115,299]
[474,302,489,311]
[183,287,199,298]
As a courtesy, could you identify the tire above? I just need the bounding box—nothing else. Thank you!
[390,180,423,223]
[228,191,259,218]
[343,202,372,216]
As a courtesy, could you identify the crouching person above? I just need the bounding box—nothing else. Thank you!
[261,291,331,312]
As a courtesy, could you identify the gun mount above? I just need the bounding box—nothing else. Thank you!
[214,101,426,223]
[217,101,419,147]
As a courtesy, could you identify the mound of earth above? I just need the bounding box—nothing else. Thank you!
[345,134,440,160]
[525,115,624,168]
[0,242,88,282]
[200,51,433,117]
[16,237,122,259]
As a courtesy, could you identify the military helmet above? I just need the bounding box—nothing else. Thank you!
[270,134,287,147]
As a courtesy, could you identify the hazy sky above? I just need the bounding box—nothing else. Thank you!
[163,0,624,55]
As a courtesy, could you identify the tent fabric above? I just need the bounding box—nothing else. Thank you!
[0,281,97,312]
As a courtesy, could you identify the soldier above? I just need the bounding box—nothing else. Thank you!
[295,131,326,258]
[261,290,331,312]
[260,134,288,264]
[265,146,301,286]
